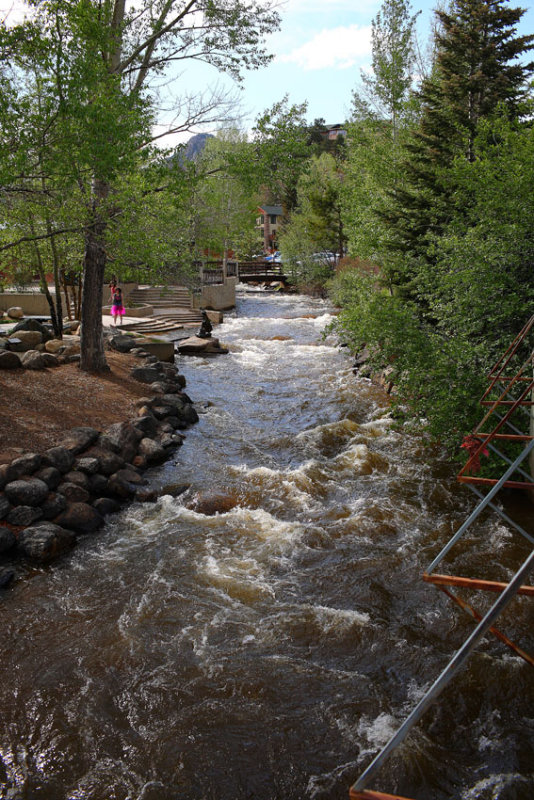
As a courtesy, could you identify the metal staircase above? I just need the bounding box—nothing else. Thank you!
[349,316,534,800]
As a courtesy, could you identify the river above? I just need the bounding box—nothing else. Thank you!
[1,290,533,800]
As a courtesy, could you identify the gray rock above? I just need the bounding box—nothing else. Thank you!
[20,350,48,369]
[34,466,62,489]
[88,473,109,495]
[161,394,186,411]
[41,446,75,473]
[11,319,53,341]
[0,495,12,520]
[0,351,21,369]
[0,569,15,589]
[131,365,164,384]
[151,404,175,420]
[159,433,178,449]
[109,334,136,353]
[18,523,75,562]
[60,427,100,454]
[6,505,43,526]
[56,482,91,504]
[0,526,16,553]
[99,422,142,462]
[6,453,42,481]
[84,448,125,476]
[12,330,43,349]
[135,487,159,503]
[92,497,121,516]
[40,352,60,368]
[4,478,49,507]
[181,404,199,425]
[54,502,104,533]
[63,470,91,491]
[40,492,68,520]
[131,414,159,438]
[0,464,8,490]
[107,467,147,499]
[137,437,167,465]
[75,457,100,475]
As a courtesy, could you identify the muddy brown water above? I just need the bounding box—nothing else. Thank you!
[1,290,533,800]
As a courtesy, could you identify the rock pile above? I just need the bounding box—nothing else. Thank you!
[0,341,199,589]
[0,319,82,370]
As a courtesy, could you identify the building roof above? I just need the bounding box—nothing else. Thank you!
[258,205,283,216]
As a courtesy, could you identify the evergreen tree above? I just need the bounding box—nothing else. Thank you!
[386,0,534,279]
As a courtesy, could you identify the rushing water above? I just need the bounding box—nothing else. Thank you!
[1,290,534,800]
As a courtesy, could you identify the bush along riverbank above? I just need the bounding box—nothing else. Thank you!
[0,337,199,590]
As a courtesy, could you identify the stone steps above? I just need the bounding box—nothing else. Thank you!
[129,286,192,309]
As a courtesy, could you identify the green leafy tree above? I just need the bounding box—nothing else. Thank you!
[190,130,259,262]
[359,0,420,138]
[1,0,280,371]
[251,96,310,213]
[279,152,345,290]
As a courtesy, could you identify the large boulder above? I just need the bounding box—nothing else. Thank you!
[54,502,104,534]
[4,478,49,507]
[137,437,167,465]
[0,351,21,369]
[0,526,16,553]
[108,333,137,353]
[99,422,142,462]
[34,466,62,489]
[131,364,165,384]
[60,427,100,455]
[10,330,43,350]
[18,523,76,562]
[6,453,42,481]
[107,468,147,499]
[41,446,75,474]
[6,505,43,526]
[176,336,228,355]
[44,335,80,354]
[6,306,24,319]
[92,497,121,516]
[11,319,53,341]
[40,492,67,520]
[20,350,48,370]
[84,447,125,476]
[0,495,12,520]
[56,482,91,504]
[75,457,100,475]
[40,352,60,368]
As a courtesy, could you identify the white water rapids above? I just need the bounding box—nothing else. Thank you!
[1,289,533,800]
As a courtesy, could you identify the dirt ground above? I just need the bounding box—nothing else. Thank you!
[0,350,152,464]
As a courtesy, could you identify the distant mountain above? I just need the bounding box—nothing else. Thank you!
[182,133,214,161]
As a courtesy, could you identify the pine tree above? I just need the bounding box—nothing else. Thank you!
[386,0,534,279]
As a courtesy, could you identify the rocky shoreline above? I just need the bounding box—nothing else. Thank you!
[0,328,200,590]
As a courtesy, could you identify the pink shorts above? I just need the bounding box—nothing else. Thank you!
[111,305,125,317]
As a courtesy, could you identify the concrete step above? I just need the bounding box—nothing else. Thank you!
[129,286,192,308]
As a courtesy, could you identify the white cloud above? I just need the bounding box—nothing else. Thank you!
[277,24,372,71]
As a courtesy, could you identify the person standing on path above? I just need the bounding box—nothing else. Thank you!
[111,287,125,326]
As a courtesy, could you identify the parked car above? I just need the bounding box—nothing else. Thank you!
[265,251,282,263]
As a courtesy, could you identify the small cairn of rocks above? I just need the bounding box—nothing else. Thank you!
[0,331,199,590]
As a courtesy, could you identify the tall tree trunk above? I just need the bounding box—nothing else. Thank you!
[80,181,110,372]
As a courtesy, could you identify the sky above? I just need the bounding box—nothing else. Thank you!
[178,0,534,134]
[3,0,534,143]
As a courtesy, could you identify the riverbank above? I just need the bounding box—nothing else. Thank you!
[0,337,202,583]
[0,349,152,463]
